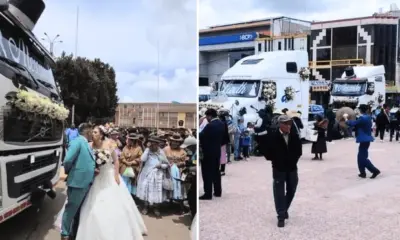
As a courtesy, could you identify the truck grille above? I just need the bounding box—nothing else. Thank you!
[2,107,63,143]
[6,153,59,198]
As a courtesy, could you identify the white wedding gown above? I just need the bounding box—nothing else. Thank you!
[55,154,147,239]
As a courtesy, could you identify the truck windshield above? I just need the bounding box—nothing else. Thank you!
[331,82,366,96]
[0,15,56,89]
[220,80,260,98]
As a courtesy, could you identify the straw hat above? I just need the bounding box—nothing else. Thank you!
[286,110,301,118]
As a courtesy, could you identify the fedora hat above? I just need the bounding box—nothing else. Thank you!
[127,133,139,140]
[169,133,183,142]
[148,136,164,144]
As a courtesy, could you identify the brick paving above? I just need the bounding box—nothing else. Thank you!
[199,139,400,240]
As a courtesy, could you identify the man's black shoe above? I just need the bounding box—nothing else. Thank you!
[370,170,381,179]
[285,212,289,219]
[199,195,212,200]
[277,220,285,228]
[358,173,366,178]
[213,193,221,197]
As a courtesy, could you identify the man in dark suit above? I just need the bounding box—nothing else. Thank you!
[265,114,302,228]
[199,108,225,200]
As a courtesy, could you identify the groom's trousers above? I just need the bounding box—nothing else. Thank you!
[61,186,90,237]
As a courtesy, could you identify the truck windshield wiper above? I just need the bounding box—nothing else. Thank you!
[0,56,39,89]
[0,56,25,71]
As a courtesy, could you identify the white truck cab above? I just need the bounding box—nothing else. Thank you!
[330,66,385,111]
[207,51,311,138]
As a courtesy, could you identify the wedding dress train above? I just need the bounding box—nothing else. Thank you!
[55,154,147,239]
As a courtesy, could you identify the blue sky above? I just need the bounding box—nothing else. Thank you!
[34,0,197,103]
[199,0,394,28]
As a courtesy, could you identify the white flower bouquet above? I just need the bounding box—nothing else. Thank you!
[299,67,310,80]
[9,89,69,121]
[284,86,295,101]
[94,149,112,167]
[262,81,277,100]
[377,93,384,103]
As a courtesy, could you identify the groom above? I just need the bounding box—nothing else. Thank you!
[61,123,96,240]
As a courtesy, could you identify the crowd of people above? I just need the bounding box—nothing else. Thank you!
[199,101,395,228]
[58,122,197,240]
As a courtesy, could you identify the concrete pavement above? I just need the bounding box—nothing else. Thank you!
[199,139,400,240]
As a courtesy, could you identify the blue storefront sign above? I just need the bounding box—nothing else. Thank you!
[199,32,258,46]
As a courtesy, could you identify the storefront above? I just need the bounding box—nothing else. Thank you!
[309,80,331,106]
[199,32,258,85]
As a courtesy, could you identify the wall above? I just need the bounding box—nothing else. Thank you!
[115,103,197,129]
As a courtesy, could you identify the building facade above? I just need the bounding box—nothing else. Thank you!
[114,103,197,129]
[310,16,399,84]
[199,17,311,86]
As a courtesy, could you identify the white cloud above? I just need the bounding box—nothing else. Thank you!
[199,0,394,28]
[117,68,197,103]
[33,0,196,103]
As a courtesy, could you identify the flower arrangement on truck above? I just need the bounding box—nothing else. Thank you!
[0,0,66,224]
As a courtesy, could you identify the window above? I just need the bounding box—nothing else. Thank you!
[220,80,260,98]
[286,62,297,73]
[258,43,262,52]
[124,105,127,108]
[132,118,136,124]
[241,59,263,65]
[278,41,282,50]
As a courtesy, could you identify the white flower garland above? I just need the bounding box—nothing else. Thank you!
[10,89,70,121]
[262,81,276,100]
[284,86,295,101]
[299,67,310,80]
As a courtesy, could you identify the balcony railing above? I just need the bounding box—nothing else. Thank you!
[309,59,369,68]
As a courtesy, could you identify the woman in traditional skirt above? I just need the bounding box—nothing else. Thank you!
[119,133,143,196]
[218,111,230,176]
[163,133,187,214]
[311,114,328,160]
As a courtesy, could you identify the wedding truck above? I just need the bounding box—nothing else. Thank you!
[330,66,386,111]
[206,50,311,139]
[0,0,67,223]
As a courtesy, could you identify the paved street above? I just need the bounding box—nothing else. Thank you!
[0,182,191,240]
[199,139,400,240]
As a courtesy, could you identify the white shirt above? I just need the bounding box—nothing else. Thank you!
[279,129,289,145]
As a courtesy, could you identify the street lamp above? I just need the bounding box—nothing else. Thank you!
[42,32,63,56]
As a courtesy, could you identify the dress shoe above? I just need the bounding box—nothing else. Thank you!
[199,195,212,200]
[358,173,366,178]
[370,170,381,179]
[277,220,285,228]
[213,193,221,197]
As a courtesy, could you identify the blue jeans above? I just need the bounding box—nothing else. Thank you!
[234,136,240,158]
[357,142,379,175]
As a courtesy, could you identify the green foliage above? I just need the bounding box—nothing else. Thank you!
[53,52,119,124]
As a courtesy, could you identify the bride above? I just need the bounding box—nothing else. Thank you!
[55,125,147,239]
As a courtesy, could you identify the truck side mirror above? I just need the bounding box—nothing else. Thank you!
[366,82,375,95]
[0,0,9,11]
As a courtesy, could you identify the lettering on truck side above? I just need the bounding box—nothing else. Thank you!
[239,34,253,41]
[0,200,32,223]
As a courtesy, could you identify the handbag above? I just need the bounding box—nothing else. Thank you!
[309,130,318,142]
[122,167,135,178]
[162,167,174,191]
